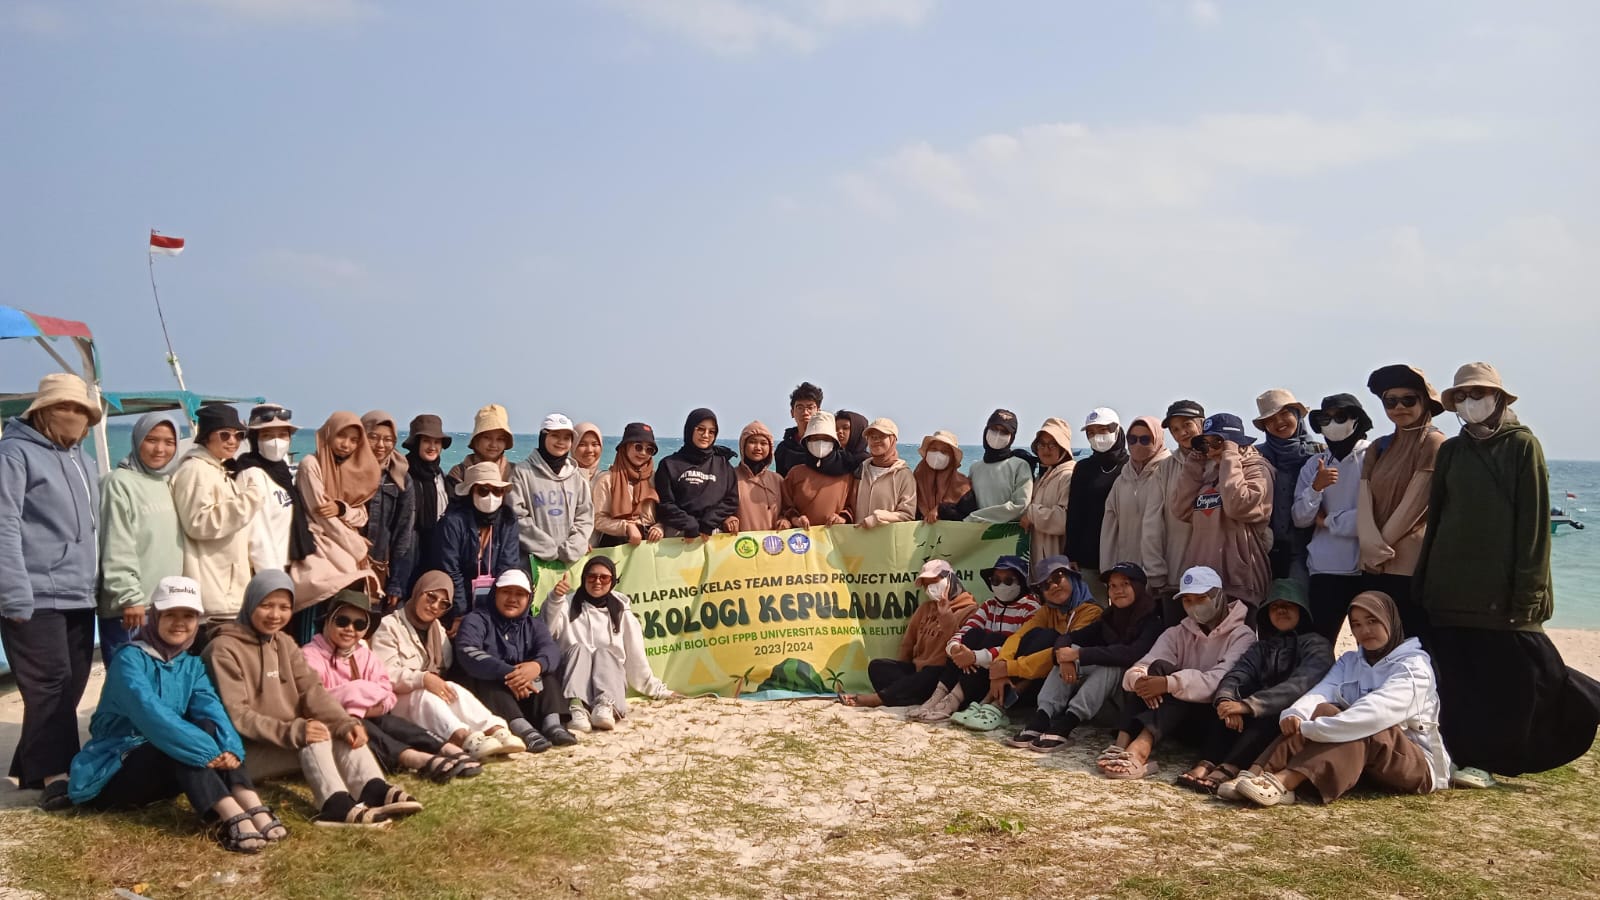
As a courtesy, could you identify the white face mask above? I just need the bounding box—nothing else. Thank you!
[1088,433,1118,454]
[807,440,834,459]
[925,579,950,602]
[984,429,1010,450]
[924,450,951,471]
[473,493,503,514]
[990,583,1022,604]
[1457,396,1498,425]
[1320,420,1356,441]
[257,437,291,463]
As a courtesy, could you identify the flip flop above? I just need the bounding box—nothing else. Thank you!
[1102,758,1159,780]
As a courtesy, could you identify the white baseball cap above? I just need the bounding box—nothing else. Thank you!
[916,559,953,583]
[1176,566,1223,597]
[541,413,575,434]
[495,569,533,592]
[150,576,205,614]
[1084,407,1121,429]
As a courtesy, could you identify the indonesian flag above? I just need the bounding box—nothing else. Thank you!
[1568,492,1578,499]
[149,232,185,256]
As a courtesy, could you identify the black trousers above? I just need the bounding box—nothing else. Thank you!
[866,660,944,707]
[1197,714,1282,770]
[460,673,566,728]
[1360,573,1428,646]
[85,741,254,815]
[1,609,95,787]
[1119,660,1212,743]
[1308,573,1366,644]
[935,629,1012,702]
[362,714,448,773]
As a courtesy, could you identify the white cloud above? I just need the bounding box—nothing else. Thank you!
[170,0,378,25]
[602,0,934,55]
[1187,0,1219,27]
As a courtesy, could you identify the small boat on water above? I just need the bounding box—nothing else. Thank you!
[1552,507,1586,534]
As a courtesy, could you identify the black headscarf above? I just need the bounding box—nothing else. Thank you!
[407,447,444,527]
[979,408,1039,472]
[234,434,315,562]
[536,430,569,474]
[1063,423,1128,568]
[675,408,735,466]
[1098,569,1158,645]
[835,409,871,472]
[571,556,626,634]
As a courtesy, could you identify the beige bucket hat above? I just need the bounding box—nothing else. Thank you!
[802,411,838,442]
[918,430,964,467]
[1252,389,1308,430]
[455,460,513,496]
[1441,362,1518,411]
[24,373,102,426]
[468,404,514,449]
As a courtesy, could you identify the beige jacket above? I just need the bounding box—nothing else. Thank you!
[735,464,788,531]
[854,459,918,526]
[1024,418,1075,560]
[1155,451,1197,595]
[171,449,265,620]
[1168,443,1274,606]
[1100,445,1172,580]
[1356,429,1446,576]
[590,470,659,545]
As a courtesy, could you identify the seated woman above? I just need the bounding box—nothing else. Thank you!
[985,556,1105,731]
[370,571,525,760]
[70,577,285,854]
[1176,579,1333,793]
[909,555,1041,723]
[302,591,482,783]
[453,570,578,752]
[841,561,975,708]
[1096,566,1256,780]
[542,556,678,732]
[913,431,971,523]
[434,462,524,619]
[1013,562,1162,752]
[204,571,421,827]
[782,411,856,528]
[289,412,382,643]
[1224,591,1451,806]
[591,423,663,549]
[731,421,789,533]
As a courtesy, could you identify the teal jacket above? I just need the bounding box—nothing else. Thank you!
[69,643,244,804]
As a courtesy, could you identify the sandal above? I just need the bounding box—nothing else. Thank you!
[1450,766,1497,790]
[950,702,1006,732]
[1215,774,1248,801]
[315,804,393,828]
[1236,771,1297,807]
[1101,757,1159,780]
[448,754,484,779]
[1096,745,1131,766]
[1175,770,1220,795]
[1006,730,1042,748]
[1028,733,1072,753]
[374,786,423,818]
[218,812,267,853]
[419,754,459,784]
[245,805,288,842]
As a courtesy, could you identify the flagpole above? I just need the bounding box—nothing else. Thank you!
[147,229,188,393]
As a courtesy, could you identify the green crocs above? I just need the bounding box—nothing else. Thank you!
[950,702,1007,732]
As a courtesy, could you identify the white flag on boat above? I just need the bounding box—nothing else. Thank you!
[149,232,185,256]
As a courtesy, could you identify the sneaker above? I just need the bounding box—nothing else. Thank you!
[519,730,552,753]
[568,704,593,733]
[591,703,616,731]
[37,781,71,812]
[544,724,579,747]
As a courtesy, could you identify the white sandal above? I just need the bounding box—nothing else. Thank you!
[1236,771,1296,807]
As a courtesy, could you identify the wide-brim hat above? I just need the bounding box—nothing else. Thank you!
[1441,362,1518,412]
[1252,389,1308,430]
[24,373,102,426]
[469,404,514,449]
[802,411,839,442]
[247,403,299,432]
[1366,365,1445,418]
[918,430,964,466]
[1033,418,1073,455]
[980,555,1029,585]
[1309,394,1375,437]
[455,460,513,496]
[403,414,453,452]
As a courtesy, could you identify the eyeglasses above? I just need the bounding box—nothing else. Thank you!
[1126,434,1154,446]
[367,433,396,447]
[792,403,819,415]
[1381,394,1420,409]
[249,407,294,426]
[332,614,369,631]
[420,592,452,610]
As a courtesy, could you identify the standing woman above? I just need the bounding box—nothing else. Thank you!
[234,404,310,577]
[361,411,416,607]
[1065,407,1128,599]
[97,410,184,666]
[403,414,452,589]
[1293,395,1373,642]
[1357,366,1445,639]
[913,431,971,524]
[289,412,382,642]
[1415,363,1600,784]
[0,373,101,808]
[435,463,524,618]
[1252,390,1322,585]
[1168,414,1274,607]
[731,421,789,533]
[573,423,604,483]
[835,410,871,474]
[510,413,595,569]
[172,406,266,624]
[591,423,663,548]
[964,409,1034,524]
[1156,401,1206,622]
[1020,418,1074,560]
[445,404,515,488]
[1100,416,1170,594]
[854,418,918,529]
[657,409,742,538]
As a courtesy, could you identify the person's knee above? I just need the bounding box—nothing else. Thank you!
[1145,659,1177,677]
[1016,629,1058,656]
[1311,703,1341,719]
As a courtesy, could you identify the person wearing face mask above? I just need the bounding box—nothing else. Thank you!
[909,556,1042,724]
[964,409,1034,524]
[510,413,595,568]
[1167,414,1274,608]
[1096,567,1255,780]
[854,419,918,529]
[656,409,742,539]
[1415,363,1600,786]
[234,404,311,578]
[435,463,526,621]
[913,431,971,524]
[445,404,515,488]
[172,405,268,625]
[1156,401,1206,621]
[1292,395,1374,643]
[983,556,1105,726]
[591,423,663,548]
[96,411,185,667]
[288,412,383,641]
[1066,408,1128,600]
[731,421,790,533]
[1252,389,1322,586]
[1019,418,1075,561]
[402,414,453,592]
[781,411,857,528]
[840,560,976,708]
[1099,416,1170,608]
[572,423,604,483]
[0,373,103,809]
[1356,366,1446,639]
[360,411,416,609]
[775,382,825,477]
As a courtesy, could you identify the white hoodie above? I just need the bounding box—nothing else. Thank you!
[1282,637,1451,791]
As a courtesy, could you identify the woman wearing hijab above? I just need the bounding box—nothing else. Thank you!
[964,409,1034,524]
[731,421,789,533]
[986,556,1104,725]
[452,570,577,752]
[435,462,525,619]
[0,373,102,808]
[656,409,742,538]
[913,431,971,524]
[361,411,416,608]
[910,555,1042,724]
[841,560,976,708]
[1099,416,1170,596]
[1156,400,1206,621]
[1357,365,1446,639]
[855,418,918,528]
[235,403,306,576]
[1065,408,1129,599]
[403,414,452,590]
[592,423,663,548]
[1167,414,1274,607]
[1020,418,1074,560]
[511,413,595,571]
[369,571,524,759]
[445,404,515,487]
[172,405,267,624]
[1292,395,1374,642]
[289,412,382,643]
[1224,592,1450,807]
[781,411,856,528]
[1415,363,1600,786]
[96,410,184,666]
[834,409,871,474]
[573,423,604,483]
[542,556,677,733]
[1252,389,1322,585]
[1096,566,1255,780]
[70,576,285,853]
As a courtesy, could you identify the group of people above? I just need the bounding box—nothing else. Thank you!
[0,361,1596,844]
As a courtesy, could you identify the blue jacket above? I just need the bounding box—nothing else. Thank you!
[69,642,245,804]
[0,416,99,618]
[453,606,559,681]
[430,500,525,618]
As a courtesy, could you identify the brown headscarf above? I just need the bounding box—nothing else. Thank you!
[404,570,453,673]
[1363,367,1446,526]
[315,411,382,507]
[1348,590,1403,664]
[575,422,603,481]
[360,410,410,489]
[30,405,91,449]
[605,441,661,519]
[914,431,971,519]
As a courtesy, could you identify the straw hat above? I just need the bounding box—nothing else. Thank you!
[1441,362,1518,412]
[24,373,101,426]
[1252,389,1308,429]
[455,460,513,496]
[918,430,964,466]
[468,404,513,449]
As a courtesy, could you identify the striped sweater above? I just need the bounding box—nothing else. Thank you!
[945,595,1044,667]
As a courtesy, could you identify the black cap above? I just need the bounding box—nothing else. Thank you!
[1161,400,1206,429]
[196,405,246,441]
[620,422,658,453]
[985,409,1018,435]
[1105,561,1149,584]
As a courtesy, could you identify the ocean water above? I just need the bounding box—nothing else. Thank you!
[90,427,1600,628]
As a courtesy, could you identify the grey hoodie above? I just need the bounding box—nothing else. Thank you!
[0,416,100,618]
[510,452,595,564]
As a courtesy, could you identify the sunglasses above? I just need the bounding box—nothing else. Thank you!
[1126,434,1154,446]
[1191,436,1224,451]
[420,592,452,610]
[249,407,294,426]
[1318,410,1357,424]
[1381,394,1420,409]
[990,574,1019,587]
[585,573,614,584]
[472,485,508,497]
[216,430,245,443]
[332,614,369,631]
[1044,570,1072,586]
[1454,387,1495,402]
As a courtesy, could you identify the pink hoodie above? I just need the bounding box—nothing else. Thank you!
[301,634,397,717]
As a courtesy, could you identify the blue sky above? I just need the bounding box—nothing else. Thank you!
[3,0,1597,457]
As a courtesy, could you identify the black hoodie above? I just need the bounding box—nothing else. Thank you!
[1064,426,1129,572]
[1211,593,1334,717]
[654,409,741,537]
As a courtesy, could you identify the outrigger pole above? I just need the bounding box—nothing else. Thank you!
[147,228,188,393]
